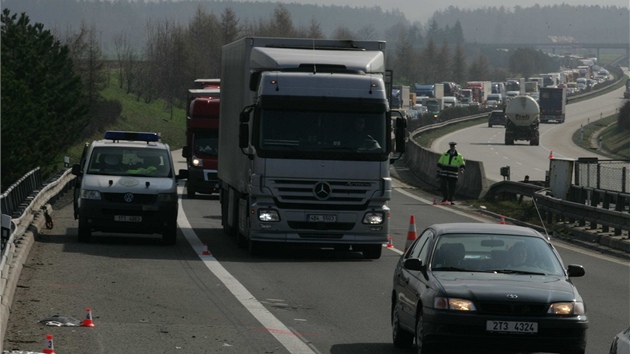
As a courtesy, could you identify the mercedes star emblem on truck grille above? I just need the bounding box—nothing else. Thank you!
[313,182,332,200]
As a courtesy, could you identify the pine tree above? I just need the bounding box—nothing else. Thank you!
[1,10,88,190]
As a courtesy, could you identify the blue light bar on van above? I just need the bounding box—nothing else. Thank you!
[104,131,160,142]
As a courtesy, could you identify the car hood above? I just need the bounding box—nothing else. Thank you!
[434,272,578,303]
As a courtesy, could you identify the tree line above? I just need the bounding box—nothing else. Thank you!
[2,6,628,190]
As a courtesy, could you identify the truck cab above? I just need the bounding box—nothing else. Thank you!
[182,81,221,198]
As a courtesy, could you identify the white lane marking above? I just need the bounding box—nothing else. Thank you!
[176,187,318,354]
[394,188,491,223]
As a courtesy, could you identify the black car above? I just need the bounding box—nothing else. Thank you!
[488,110,507,127]
[391,223,588,354]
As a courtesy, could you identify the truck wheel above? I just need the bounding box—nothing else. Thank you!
[488,123,492,128]
[249,239,266,256]
[162,225,177,245]
[187,184,196,199]
[78,218,91,243]
[236,231,248,248]
[361,244,382,259]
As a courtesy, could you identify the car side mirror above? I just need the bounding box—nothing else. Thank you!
[403,258,425,271]
[567,264,585,277]
[182,145,190,159]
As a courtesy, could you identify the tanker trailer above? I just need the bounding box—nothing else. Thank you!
[504,95,540,146]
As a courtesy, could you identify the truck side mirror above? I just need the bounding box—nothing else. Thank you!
[239,123,249,149]
[182,145,190,159]
[394,117,406,154]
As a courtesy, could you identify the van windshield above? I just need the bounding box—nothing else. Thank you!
[87,147,172,177]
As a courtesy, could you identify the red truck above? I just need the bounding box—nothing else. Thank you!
[465,81,491,104]
[182,79,220,198]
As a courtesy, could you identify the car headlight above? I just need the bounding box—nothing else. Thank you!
[157,193,178,202]
[192,157,203,167]
[258,209,280,222]
[434,297,476,311]
[80,190,101,200]
[547,301,585,315]
[363,212,384,225]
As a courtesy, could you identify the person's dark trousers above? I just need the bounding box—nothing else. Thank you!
[440,177,458,202]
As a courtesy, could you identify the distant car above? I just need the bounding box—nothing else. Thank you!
[488,110,506,127]
[485,100,499,109]
[391,223,588,354]
[610,325,630,354]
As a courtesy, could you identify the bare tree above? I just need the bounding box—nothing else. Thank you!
[330,26,355,40]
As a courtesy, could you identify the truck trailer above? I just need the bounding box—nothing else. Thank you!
[504,95,540,146]
[182,79,221,198]
[218,37,406,258]
[539,87,566,124]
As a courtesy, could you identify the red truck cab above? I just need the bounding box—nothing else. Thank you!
[183,79,220,198]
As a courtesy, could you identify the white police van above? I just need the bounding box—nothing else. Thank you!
[72,131,187,244]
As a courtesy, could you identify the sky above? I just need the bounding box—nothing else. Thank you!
[240,0,630,23]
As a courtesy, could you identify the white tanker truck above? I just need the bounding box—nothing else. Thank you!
[504,95,540,145]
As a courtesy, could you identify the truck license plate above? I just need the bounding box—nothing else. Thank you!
[486,321,537,333]
[114,215,142,222]
[307,214,336,222]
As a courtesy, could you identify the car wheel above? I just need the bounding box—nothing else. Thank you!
[392,301,414,348]
[78,218,91,243]
[488,123,492,127]
[362,244,382,259]
[415,313,432,354]
[162,225,177,245]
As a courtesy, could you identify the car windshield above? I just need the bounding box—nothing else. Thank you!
[431,233,564,275]
[86,147,172,177]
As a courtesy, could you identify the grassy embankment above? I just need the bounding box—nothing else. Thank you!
[58,73,187,168]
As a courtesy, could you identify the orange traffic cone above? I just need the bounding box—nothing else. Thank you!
[43,334,56,354]
[549,150,554,159]
[81,308,95,327]
[499,215,506,224]
[405,215,418,251]
[387,236,394,248]
[201,243,211,255]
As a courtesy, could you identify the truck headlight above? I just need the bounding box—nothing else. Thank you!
[192,157,203,167]
[157,193,177,202]
[80,190,101,200]
[363,212,384,224]
[258,209,280,222]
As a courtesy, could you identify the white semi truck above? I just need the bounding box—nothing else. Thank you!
[218,37,406,259]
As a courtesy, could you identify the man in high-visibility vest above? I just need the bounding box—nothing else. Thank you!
[437,141,465,205]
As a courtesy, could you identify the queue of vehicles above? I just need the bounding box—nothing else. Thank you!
[65,37,600,354]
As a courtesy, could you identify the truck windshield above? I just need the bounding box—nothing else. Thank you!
[257,109,387,158]
[193,131,218,157]
[86,147,172,177]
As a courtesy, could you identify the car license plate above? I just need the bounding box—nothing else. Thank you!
[486,321,537,333]
[114,215,142,222]
[307,214,336,222]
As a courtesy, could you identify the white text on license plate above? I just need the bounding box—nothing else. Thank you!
[114,215,142,222]
[486,321,537,333]
[307,214,336,222]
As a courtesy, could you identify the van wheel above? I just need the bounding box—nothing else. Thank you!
[162,225,177,245]
[78,218,91,243]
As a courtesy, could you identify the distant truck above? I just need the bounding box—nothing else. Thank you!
[218,37,406,259]
[504,95,540,146]
[182,79,221,198]
[391,85,410,110]
[539,87,566,124]
[465,81,491,104]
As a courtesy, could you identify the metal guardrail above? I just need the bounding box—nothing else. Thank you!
[1,167,43,218]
